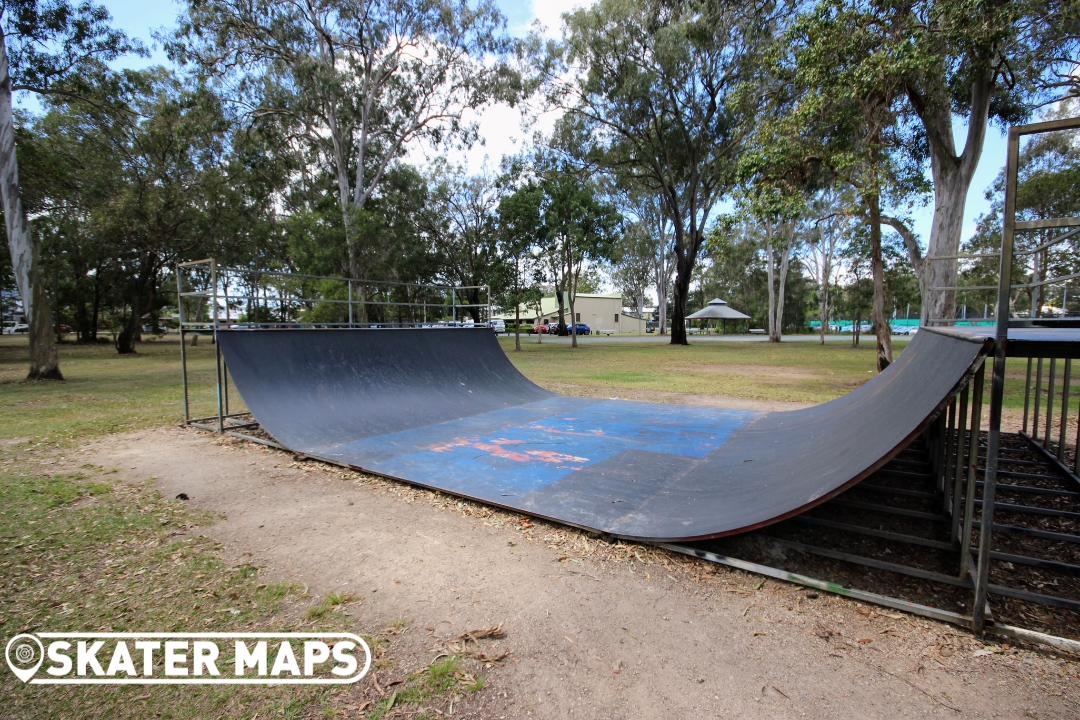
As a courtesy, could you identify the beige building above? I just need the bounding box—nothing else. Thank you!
[497,293,648,334]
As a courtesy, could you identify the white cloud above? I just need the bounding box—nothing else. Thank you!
[528,0,594,38]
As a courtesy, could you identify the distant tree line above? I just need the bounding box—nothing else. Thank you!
[0,0,1077,377]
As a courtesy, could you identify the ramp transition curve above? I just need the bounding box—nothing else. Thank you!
[216,327,991,542]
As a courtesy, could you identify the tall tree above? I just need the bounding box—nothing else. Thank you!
[0,0,134,377]
[497,180,545,350]
[549,0,776,344]
[177,0,520,283]
[803,189,853,344]
[609,220,653,334]
[798,0,1080,326]
[419,164,503,322]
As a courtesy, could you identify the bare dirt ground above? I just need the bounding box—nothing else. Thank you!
[62,424,1080,720]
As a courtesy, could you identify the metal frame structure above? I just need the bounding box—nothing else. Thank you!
[660,116,1080,649]
[175,259,491,441]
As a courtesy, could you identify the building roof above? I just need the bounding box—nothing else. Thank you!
[686,298,750,320]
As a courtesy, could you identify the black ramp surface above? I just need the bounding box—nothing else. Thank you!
[217,327,992,541]
[217,328,554,450]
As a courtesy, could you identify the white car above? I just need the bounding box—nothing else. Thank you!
[2,323,28,334]
[490,319,506,334]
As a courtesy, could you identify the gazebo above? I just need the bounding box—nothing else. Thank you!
[686,298,751,335]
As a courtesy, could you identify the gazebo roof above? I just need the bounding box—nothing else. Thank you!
[686,298,750,320]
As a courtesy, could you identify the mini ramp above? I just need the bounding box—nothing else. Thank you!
[216,327,991,542]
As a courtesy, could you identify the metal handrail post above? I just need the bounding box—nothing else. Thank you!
[222,274,231,417]
[944,399,958,495]
[348,279,353,328]
[177,267,190,424]
[960,363,985,579]
[1033,358,1044,434]
[974,124,1021,632]
[1044,358,1056,447]
[949,385,969,524]
[1058,359,1071,460]
[212,259,224,434]
[1022,358,1033,433]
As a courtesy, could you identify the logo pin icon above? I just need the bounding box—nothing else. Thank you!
[6,634,44,682]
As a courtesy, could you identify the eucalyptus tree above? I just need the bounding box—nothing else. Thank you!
[541,169,621,347]
[418,164,504,322]
[548,0,779,344]
[753,5,930,365]
[497,179,545,350]
[608,220,654,334]
[176,0,521,285]
[796,0,1080,327]
[803,189,854,344]
[0,0,135,377]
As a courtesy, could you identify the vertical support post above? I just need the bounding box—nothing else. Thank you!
[452,287,457,325]
[177,266,190,424]
[974,125,1020,632]
[1059,359,1071,461]
[944,399,958,495]
[949,384,969,524]
[1033,358,1044,437]
[1044,358,1057,448]
[212,259,224,434]
[222,276,230,417]
[1022,357,1032,434]
[348,280,353,328]
[960,363,985,576]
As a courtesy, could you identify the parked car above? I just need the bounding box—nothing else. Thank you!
[531,323,549,334]
[568,323,591,335]
[490,319,505,334]
[892,325,919,335]
[4,323,29,334]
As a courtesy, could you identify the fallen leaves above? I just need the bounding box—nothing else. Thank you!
[455,623,505,643]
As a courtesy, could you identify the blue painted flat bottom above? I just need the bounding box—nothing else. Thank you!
[321,397,758,504]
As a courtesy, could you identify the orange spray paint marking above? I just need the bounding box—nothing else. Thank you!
[427,437,588,465]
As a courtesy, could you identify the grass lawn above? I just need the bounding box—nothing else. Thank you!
[499,334,899,404]
[0,336,246,444]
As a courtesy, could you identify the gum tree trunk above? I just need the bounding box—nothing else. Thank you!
[869,194,893,370]
[909,72,991,326]
[0,26,60,379]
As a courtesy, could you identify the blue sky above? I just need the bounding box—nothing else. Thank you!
[88,0,1007,249]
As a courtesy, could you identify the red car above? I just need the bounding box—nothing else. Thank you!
[531,323,549,334]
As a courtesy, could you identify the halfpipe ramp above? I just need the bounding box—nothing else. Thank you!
[216,327,990,541]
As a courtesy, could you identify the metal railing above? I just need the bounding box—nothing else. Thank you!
[978,115,1080,631]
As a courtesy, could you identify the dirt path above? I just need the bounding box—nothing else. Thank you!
[75,428,1079,720]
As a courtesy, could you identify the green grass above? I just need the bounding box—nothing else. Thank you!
[500,335,902,404]
[0,462,368,719]
[498,335,1077,412]
[0,336,246,444]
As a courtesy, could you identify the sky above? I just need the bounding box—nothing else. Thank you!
[77,0,1007,250]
